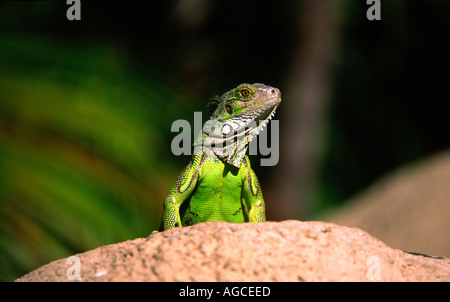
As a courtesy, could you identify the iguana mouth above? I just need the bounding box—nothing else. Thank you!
[224,96,280,143]
[248,98,279,135]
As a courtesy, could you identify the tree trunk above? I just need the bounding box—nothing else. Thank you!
[266,0,343,220]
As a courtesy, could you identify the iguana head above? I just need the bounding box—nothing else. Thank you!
[198,83,281,167]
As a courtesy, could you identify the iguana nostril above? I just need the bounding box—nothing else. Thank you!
[269,88,281,97]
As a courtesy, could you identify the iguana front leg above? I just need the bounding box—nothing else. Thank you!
[159,153,205,231]
[242,156,266,222]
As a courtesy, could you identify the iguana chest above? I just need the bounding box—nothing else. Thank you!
[181,156,246,224]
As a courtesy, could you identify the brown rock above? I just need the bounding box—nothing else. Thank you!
[326,151,450,257]
[15,220,450,282]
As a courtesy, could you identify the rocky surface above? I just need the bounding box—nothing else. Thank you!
[16,220,449,282]
[326,150,450,257]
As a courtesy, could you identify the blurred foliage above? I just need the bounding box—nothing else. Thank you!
[0,35,194,280]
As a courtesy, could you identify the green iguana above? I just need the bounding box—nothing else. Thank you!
[156,83,281,231]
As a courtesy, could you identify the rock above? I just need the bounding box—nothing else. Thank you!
[15,220,449,282]
[326,150,450,257]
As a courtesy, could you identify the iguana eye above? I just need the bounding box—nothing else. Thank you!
[239,88,251,98]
